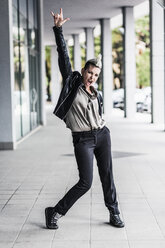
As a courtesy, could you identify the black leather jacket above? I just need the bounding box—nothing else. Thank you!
[53,26,103,121]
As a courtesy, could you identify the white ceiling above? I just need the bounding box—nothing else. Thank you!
[43,0,147,45]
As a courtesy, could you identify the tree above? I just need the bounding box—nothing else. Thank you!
[111,15,150,89]
[112,28,123,89]
[136,48,150,88]
[94,35,102,91]
[135,15,150,47]
[135,15,150,88]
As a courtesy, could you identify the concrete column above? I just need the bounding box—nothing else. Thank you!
[100,19,113,120]
[73,34,81,72]
[150,0,164,124]
[85,28,94,61]
[51,45,61,106]
[0,0,15,150]
[38,0,46,125]
[123,7,136,118]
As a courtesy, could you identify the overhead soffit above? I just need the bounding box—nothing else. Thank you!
[43,0,147,45]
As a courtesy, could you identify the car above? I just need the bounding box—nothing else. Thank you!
[112,88,124,110]
[135,88,146,112]
[112,87,151,113]
[142,87,151,113]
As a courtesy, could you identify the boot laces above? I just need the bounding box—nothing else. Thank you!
[51,212,62,224]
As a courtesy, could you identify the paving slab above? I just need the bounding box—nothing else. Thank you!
[91,240,129,248]
[52,240,90,248]
[0,106,165,247]
[129,240,165,248]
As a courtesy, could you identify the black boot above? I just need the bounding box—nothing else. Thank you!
[45,207,62,229]
[109,211,125,228]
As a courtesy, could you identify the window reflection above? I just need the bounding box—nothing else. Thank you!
[12,0,40,140]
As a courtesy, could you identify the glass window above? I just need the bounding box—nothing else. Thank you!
[28,0,35,49]
[13,0,22,140]
[12,0,40,141]
[28,0,39,129]
[19,0,30,136]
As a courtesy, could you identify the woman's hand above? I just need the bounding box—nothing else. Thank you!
[51,8,70,27]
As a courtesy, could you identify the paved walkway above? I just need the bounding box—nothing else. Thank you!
[1,104,165,248]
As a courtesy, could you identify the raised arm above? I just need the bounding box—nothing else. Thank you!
[51,8,72,81]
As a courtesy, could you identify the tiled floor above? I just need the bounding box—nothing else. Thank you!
[0,105,165,248]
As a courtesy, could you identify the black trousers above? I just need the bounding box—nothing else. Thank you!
[54,126,119,215]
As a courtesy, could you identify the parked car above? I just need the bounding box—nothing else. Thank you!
[112,87,151,113]
[141,87,151,113]
[135,88,146,112]
[112,88,124,110]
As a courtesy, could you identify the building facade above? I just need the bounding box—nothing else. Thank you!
[0,0,45,149]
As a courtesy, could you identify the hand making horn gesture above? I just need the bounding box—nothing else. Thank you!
[51,8,70,27]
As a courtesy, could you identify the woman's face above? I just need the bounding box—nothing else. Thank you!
[81,64,101,88]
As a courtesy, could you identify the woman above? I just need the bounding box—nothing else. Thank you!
[45,8,124,229]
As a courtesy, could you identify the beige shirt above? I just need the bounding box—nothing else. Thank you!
[65,86,105,132]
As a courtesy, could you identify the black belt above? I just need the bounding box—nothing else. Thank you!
[72,127,102,136]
